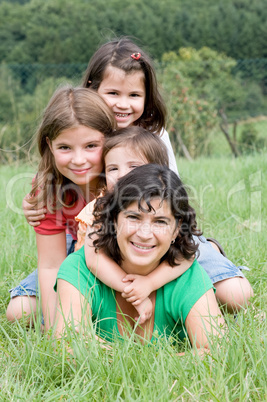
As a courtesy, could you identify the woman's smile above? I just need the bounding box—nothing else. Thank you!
[116,198,179,275]
[130,241,156,251]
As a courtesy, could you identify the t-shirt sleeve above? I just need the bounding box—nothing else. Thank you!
[55,246,101,311]
[160,128,179,176]
[166,260,214,325]
[75,199,96,226]
[34,209,66,235]
[34,197,85,238]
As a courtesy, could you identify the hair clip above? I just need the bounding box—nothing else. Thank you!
[131,53,141,60]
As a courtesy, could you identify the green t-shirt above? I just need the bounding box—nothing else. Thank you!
[56,246,214,343]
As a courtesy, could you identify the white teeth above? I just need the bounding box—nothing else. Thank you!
[116,113,129,117]
[132,242,154,250]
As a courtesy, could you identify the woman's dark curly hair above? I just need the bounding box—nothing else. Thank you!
[91,164,202,266]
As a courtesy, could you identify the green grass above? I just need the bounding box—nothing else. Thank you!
[0,155,266,400]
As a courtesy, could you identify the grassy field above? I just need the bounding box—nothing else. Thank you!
[0,153,266,401]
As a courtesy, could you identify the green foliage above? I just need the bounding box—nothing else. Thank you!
[161,66,218,158]
[239,123,266,154]
[0,0,266,63]
[0,0,266,161]
[160,47,265,157]
[0,69,71,162]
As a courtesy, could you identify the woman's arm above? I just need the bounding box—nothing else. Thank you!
[36,232,67,330]
[54,278,91,337]
[54,279,111,349]
[185,289,225,349]
[23,194,46,227]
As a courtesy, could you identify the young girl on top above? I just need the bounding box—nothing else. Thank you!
[6,85,116,330]
[23,37,253,314]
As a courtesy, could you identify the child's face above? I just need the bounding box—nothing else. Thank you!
[98,66,145,129]
[48,125,104,195]
[105,146,148,190]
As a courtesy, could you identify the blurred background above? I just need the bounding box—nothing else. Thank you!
[0,0,266,163]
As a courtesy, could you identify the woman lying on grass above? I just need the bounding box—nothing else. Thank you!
[54,164,225,350]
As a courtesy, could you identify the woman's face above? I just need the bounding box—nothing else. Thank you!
[115,198,179,275]
[48,125,104,196]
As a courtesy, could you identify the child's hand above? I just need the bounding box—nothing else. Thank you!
[121,274,153,305]
[134,297,153,325]
[23,194,46,226]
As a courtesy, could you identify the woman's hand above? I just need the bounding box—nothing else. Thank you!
[23,194,46,226]
[121,274,153,305]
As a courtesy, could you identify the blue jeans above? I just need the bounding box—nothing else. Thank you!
[195,235,249,284]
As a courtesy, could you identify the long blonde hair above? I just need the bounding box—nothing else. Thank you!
[30,85,116,211]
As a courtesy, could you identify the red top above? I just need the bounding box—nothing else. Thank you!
[34,193,87,240]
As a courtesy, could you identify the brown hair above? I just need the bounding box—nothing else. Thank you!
[30,85,116,212]
[82,37,167,135]
[91,164,201,266]
[103,126,169,166]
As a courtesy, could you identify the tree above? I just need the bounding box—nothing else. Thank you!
[160,46,263,157]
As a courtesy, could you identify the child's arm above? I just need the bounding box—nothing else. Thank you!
[121,258,194,306]
[84,226,152,324]
[85,222,193,306]
[36,231,67,330]
[84,225,131,292]
[23,193,46,227]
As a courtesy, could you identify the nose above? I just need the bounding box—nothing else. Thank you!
[71,150,87,165]
[116,96,129,109]
[136,222,153,239]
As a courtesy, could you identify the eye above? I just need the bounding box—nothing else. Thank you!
[130,163,142,169]
[106,167,118,172]
[126,214,140,221]
[155,219,168,225]
[86,143,98,149]
[107,91,118,95]
[130,93,140,98]
[58,145,70,150]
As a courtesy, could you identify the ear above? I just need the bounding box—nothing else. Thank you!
[113,219,118,235]
[46,137,53,153]
[172,219,181,243]
[172,228,179,243]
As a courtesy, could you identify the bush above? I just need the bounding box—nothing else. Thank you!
[240,123,265,154]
